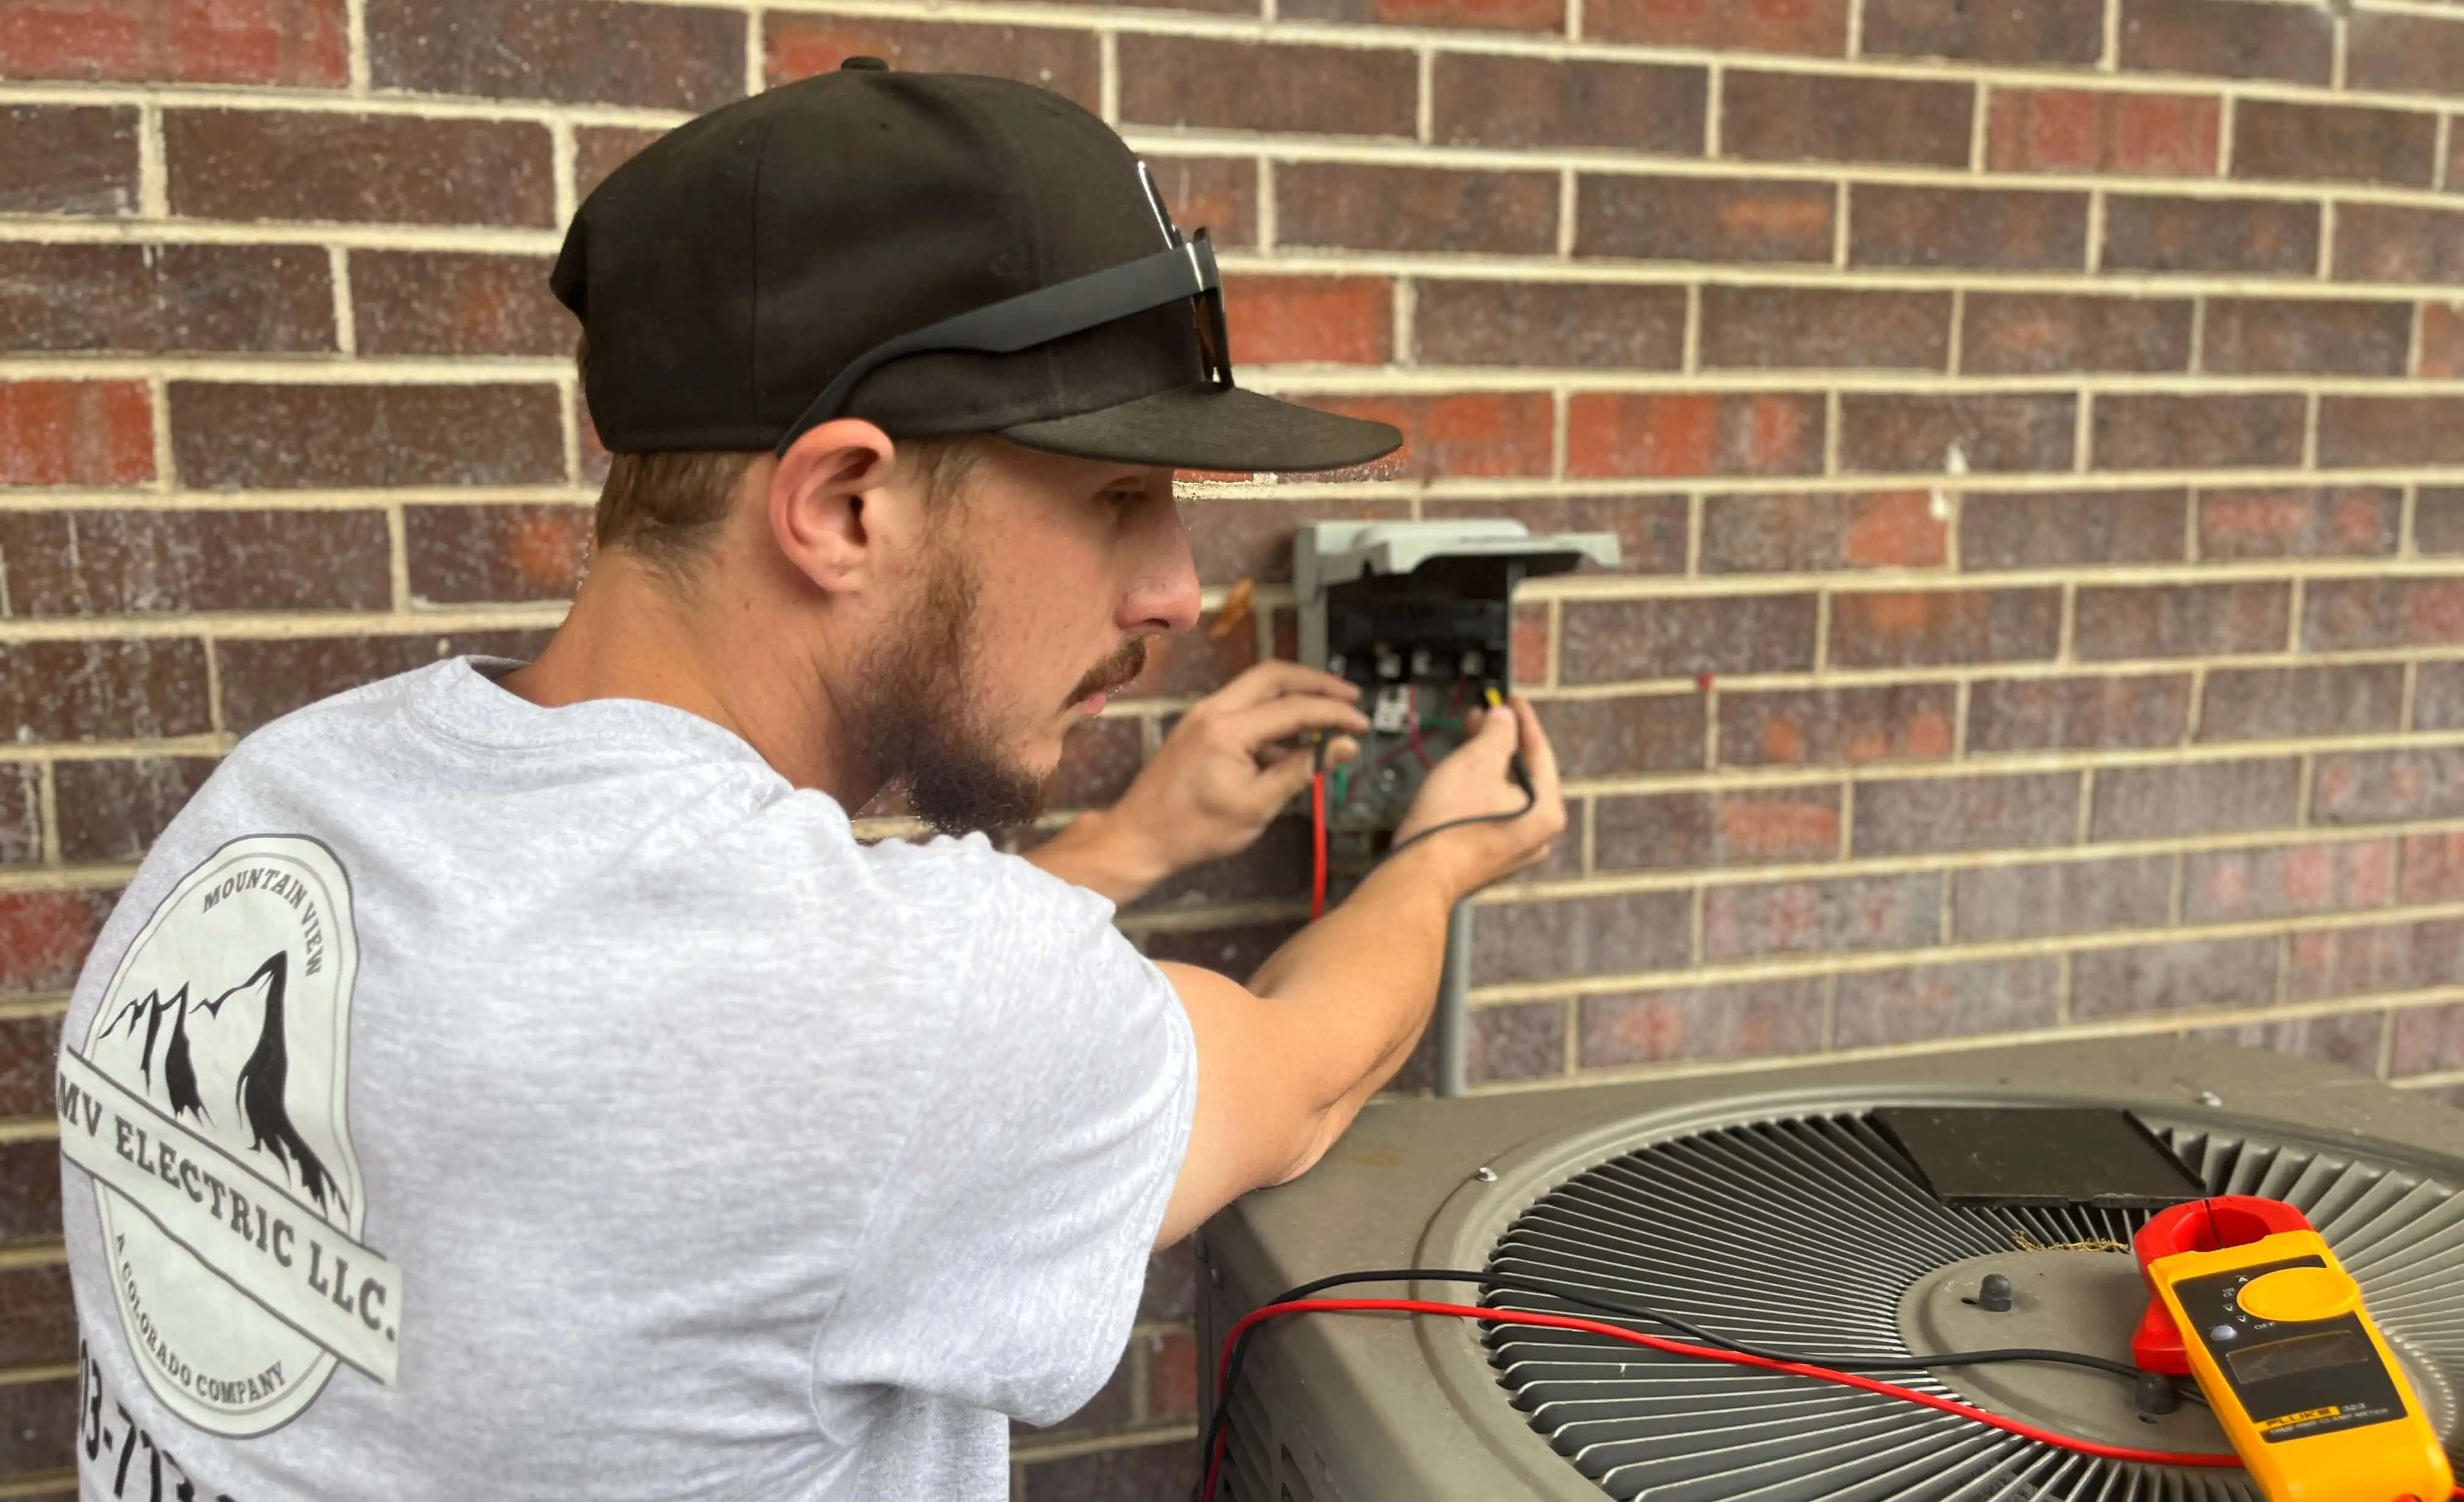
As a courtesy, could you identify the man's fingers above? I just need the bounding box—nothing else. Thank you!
[1509,696,1560,796]
[1220,693,1371,750]
[1206,660,1361,712]
[1261,744,1322,806]
[1321,734,1361,769]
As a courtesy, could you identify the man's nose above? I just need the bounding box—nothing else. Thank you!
[1121,494,1202,635]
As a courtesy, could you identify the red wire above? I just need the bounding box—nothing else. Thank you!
[1201,1298,2245,1502]
[1308,771,1328,920]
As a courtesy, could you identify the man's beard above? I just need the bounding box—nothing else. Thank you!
[850,543,1147,836]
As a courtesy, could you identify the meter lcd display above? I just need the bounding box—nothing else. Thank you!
[2227,1329,2376,1385]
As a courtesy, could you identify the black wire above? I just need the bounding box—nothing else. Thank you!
[1380,752,1538,861]
[1196,1267,2206,1500]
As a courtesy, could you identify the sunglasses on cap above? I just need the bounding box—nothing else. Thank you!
[774,161,1234,457]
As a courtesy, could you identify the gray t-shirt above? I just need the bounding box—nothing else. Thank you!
[56,657,1196,1501]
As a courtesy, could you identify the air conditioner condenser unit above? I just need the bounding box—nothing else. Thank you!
[1197,1037,2464,1502]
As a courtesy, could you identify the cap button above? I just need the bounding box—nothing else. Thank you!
[840,56,890,70]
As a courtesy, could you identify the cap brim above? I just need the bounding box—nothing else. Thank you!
[999,385,1401,473]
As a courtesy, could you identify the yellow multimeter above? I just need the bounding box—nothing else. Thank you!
[2133,1196,2453,1502]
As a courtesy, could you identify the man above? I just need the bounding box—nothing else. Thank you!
[55,65,1563,1501]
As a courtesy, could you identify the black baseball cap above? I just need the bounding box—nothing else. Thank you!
[550,64,1402,474]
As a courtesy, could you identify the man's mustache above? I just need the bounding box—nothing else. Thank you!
[1068,638,1149,705]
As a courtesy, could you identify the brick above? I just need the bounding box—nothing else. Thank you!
[1561,595,1817,682]
[1018,1441,1193,1502]
[1960,488,2187,570]
[2103,196,2319,277]
[218,631,549,735]
[0,243,331,353]
[2092,757,2301,840]
[53,757,217,864]
[573,125,666,202]
[1535,694,1707,778]
[2187,1012,2385,1073]
[0,510,390,614]
[1122,608,1262,699]
[1953,854,2174,942]
[2420,490,2464,554]
[2073,935,2278,1017]
[2234,101,2436,189]
[405,504,591,605]
[0,381,153,487]
[1850,185,2091,271]
[351,252,566,358]
[2402,831,2464,902]
[1836,958,2062,1048]
[1138,1244,1198,1322]
[1220,276,1390,367]
[2333,206,2464,285]
[0,1261,72,1369]
[2200,299,2410,377]
[1960,295,2193,375]
[2317,922,2464,1006]
[1594,784,1842,871]
[1717,683,1956,766]
[1467,1001,1569,1083]
[0,767,38,866]
[2073,581,2289,661]
[1568,393,1824,479]
[1864,0,2100,62]
[1432,55,1705,152]
[1,0,345,84]
[1577,175,1835,264]
[1588,0,1845,49]
[2306,580,2464,652]
[1839,394,2077,474]
[1425,495,1689,575]
[1702,490,1946,572]
[371,0,739,109]
[1699,287,1949,370]
[1149,159,1258,248]
[1855,771,2080,856]
[1413,282,1684,369]
[1278,164,1556,256]
[166,110,553,227]
[1723,71,1971,167]
[2418,660,2464,729]
[1140,919,1299,980]
[1182,496,1409,587]
[1579,979,1827,1067]
[1704,872,1941,959]
[1986,89,2219,177]
[2422,305,2464,380]
[1829,588,2062,668]
[2185,839,2395,924]
[171,383,564,490]
[2317,397,2464,469]
[1290,394,1551,479]
[2198,487,2399,561]
[2119,0,2330,84]
[1120,37,1415,137]
[0,640,210,742]
[1968,673,2193,751]
[1047,718,1145,810]
[1515,603,1549,686]
[0,105,138,215]
[765,18,1098,108]
[2201,664,2403,743]
[2394,1006,2464,1077]
[2314,748,2464,826]
[2092,394,2305,471]
[2347,12,2464,97]
[1290,0,1551,25]
[1472,889,1692,984]
[0,890,114,992]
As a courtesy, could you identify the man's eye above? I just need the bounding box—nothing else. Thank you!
[1101,488,1140,509]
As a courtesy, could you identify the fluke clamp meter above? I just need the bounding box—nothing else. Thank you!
[2131,1195,2454,1502]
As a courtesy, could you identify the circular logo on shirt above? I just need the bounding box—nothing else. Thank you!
[61,834,398,1437]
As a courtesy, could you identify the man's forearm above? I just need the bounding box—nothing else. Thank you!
[1023,808,1173,907]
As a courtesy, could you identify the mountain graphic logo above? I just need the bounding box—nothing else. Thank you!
[97,950,345,1216]
[70,833,379,1437]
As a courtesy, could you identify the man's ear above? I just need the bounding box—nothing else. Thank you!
[769,419,900,593]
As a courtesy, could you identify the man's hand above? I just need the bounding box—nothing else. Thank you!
[1384,696,1566,903]
[1027,662,1368,907]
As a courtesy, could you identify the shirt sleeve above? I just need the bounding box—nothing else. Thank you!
[809,855,1197,1427]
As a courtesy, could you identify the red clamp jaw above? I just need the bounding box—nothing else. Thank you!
[2131,1196,2316,1375]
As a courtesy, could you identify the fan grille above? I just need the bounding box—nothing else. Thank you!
[1484,1113,2464,1502]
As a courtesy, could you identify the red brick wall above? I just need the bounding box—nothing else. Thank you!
[7,0,2464,1495]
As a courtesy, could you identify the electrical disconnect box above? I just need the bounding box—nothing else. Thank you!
[1294,520,1619,884]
